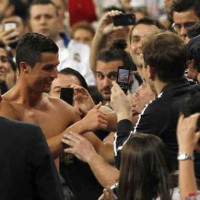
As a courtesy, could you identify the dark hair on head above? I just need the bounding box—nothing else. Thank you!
[28,0,58,19]
[118,133,174,200]
[171,0,200,19]
[142,30,186,82]
[70,21,95,39]
[16,32,58,71]
[129,18,166,44]
[97,39,136,71]
[59,67,88,90]
[187,23,200,39]
[134,17,166,30]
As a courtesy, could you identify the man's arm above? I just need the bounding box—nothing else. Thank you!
[48,103,108,159]
[90,10,123,73]
[177,113,200,200]
[62,132,119,187]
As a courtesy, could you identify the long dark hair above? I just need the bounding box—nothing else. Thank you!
[118,133,174,200]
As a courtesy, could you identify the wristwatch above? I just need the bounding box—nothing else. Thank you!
[177,153,194,161]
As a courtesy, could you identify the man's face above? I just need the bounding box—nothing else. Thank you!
[129,24,159,68]
[29,4,59,40]
[96,60,123,102]
[26,52,59,93]
[50,74,81,98]
[0,48,8,83]
[133,80,155,113]
[173,9,200,43]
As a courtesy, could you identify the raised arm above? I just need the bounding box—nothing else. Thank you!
[90,10,123,73]
[177,113,200,200]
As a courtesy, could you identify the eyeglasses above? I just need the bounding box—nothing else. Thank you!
[171,22,197,32]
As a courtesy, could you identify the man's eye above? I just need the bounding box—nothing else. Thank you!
[108,72,117,80]
[109,75,117,80]
[96,73,104,80]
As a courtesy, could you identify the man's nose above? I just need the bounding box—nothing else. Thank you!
[51,67,58,79]
[102,77,112,87]
[179,26,187,39]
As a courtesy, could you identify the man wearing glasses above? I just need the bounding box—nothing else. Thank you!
[171,0,200,43]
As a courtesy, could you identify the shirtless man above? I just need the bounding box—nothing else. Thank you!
[2,32,108,161]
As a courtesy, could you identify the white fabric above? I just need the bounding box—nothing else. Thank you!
[57,40,96,86]
[156,187,180,200]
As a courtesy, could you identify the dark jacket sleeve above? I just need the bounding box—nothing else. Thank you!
[114,119,133,169]
[27,125,64,200]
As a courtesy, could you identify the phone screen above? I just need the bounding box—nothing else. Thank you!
[117,67,130,93]
[60,88,74,105]
[4,22,17,31]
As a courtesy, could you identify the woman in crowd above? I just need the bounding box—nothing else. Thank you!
[99,133,178,200]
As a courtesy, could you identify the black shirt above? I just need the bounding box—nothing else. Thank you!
[114,78,200,180]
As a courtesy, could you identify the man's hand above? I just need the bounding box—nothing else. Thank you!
[177,113,200,153]
[98,187,116,200]
[0,29,19,46]
[98,10,124,36]
[81,102,108,131]
[62,132,97,163]
[71,84,95,117]
[110,81,132,122]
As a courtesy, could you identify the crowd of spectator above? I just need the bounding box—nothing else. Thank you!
[0,0,200,200]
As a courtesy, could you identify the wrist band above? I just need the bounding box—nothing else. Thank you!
[177,153,194,161]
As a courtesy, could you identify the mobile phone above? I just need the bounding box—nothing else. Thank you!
[4,22,17,31]
[60,87,74,105]
[117,67,131,93]
[110,182,118,199]
[113,13,136,26]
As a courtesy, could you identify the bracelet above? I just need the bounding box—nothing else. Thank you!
[177,153,194,161]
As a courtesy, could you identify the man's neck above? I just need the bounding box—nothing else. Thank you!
[5,81,44,108]
[154,79,169,95]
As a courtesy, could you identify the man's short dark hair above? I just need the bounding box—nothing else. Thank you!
[187,23,200,39]
[171,0,200,19]
[59,68,88,90]
[97,39,136,71]
[142,30,187,82]
[16,32,58,70]
[28,0,58,19]
[129,18,166,44]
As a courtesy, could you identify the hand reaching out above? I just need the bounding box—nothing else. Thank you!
[62,132,97,163]
[81,102,108,131]
[71,84,95,117]
[177,113,200,153]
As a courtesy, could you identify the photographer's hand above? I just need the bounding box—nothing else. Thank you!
[177,113,200,153]
[0,29,19,46]
[110,81,132,122]
[98,187,116,200]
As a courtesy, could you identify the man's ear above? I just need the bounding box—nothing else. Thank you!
[19,62,30,74]
[149,66,155,81]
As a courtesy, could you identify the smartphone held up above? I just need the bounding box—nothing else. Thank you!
[113,13,136,26]
[116,67,131,94]
[60,87,74,106]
